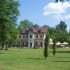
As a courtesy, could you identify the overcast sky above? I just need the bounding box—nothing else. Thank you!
[17,0,70,31]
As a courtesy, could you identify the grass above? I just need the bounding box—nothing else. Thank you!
[0,48,70,70]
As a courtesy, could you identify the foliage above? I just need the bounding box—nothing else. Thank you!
[55,0,69,2]
[67,31,70,46]
[53,31,68,43]
[44,32,49,58]
[43,25,50,29]
[18,20,40,31]
[18,19,33,29]
[33,24,39,28]
[56,21,67,31]
[43,25,56,37]
[50,21,69,43]
[52,39,56,56]
[0,0,19,50]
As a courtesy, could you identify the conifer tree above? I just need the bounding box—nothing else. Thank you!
[44,32,49,58]
[52,39,56,56]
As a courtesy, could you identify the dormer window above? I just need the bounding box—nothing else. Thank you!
[38,29,41,33]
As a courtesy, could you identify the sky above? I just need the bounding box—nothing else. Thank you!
[17,0,70,31]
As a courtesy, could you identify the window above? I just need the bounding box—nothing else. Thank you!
[40,42,42,47]
[30,35,32,38]
[23,35,25,38]
[38,29,41,33]
[40,35,42,38]
[36,35,38,38]
[26,35,28,38]
[30,43,32,47]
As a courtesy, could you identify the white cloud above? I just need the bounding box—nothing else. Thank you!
[53,15,63,20]
[64,14,70,19]
[43,2,70,16]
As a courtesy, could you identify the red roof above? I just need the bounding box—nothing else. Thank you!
[33,28,47,33]
[20,28,28,34]
[20,28,47,34]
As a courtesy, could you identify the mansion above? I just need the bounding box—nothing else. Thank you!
[18,28,47,48]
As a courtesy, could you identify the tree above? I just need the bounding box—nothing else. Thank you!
[18,20,33,30]
[43,25,56,37]
[69,29,70,36]
[44,32,49,59]
[9,25,19,47]
[33,24,39,28]
[54,21,68,43]
[0,0,19,50]
[52,39,56,56]
[52,30,68,43]
[43,25,50,29]
[67,30,70,47]
[56,21,67,31]
[55,0,69,2]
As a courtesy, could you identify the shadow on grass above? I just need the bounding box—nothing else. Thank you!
[53,61,70,62]
[0,52,4,54]
[50,51,70,53]
[26,58,44,60]
[56,57,70,58]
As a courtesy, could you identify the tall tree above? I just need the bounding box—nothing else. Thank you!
[52,39,56,56]
[0,0,19,50]
[67,30,70,46]
[44,32,49,59]
[56,21,67,31]
[18,19,33,30]
[69,29,70,36]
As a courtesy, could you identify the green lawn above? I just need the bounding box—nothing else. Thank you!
[0,48,70,70]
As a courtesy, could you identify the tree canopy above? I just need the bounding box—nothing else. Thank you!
[55,0,69,2]
[56,21,67,31]
[0,0,19,50]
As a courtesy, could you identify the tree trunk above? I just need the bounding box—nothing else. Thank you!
[5,43,8,50]
[0,43,4,50]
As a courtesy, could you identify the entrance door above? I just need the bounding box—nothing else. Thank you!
[30,43,32,47]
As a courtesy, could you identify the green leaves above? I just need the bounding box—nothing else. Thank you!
[44,32,49,58]
[55,0,69,2]
[0,0,19,49]
[52,39,56,56]
[56,21,67,31]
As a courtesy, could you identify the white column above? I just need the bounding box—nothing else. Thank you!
[28,42,30,47]
[32,41,34,48]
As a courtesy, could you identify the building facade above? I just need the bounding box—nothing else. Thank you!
[18,28,47,48]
